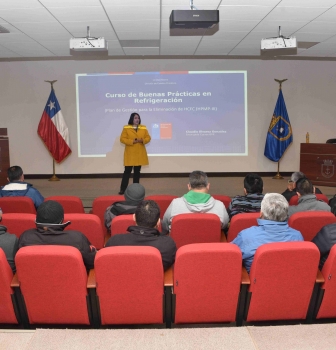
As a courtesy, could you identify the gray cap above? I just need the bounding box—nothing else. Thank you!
[124,183,145,202]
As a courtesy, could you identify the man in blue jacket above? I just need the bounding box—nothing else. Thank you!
[232,193,303,273]
[0,165,44,209]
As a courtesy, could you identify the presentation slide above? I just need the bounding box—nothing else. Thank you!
[76,71,247,157]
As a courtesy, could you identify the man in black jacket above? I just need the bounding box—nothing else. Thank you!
[312,223,336,270]
[18,200,96,269]
[282,171,322,202]
[105,200,176,271]
[104,183,145,233]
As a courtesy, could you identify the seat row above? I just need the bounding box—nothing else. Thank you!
[0,193,330,232]
[0,193,329,215]
[3,211,336,250]
[2,241,336,328]
[0,194,233,218]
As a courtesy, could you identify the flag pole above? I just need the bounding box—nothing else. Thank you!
[49,159,60,182]
[45,80,60,182]
[272,78,288,180]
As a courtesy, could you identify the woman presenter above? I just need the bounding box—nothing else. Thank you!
[119,112,151,195]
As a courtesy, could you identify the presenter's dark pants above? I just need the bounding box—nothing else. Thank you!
[120,166,141,192]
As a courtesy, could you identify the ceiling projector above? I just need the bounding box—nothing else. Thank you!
[170,10,219,29]
[70,27,108,56]
[260,27,297,56]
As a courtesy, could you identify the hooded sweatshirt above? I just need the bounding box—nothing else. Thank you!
[105,225,176,271]
[161,191,229,234]
[0,225,19,273]
[18,223,96,270]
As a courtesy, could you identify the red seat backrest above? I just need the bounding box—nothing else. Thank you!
[173,243,242,324]
[45,196,85,213]
[212,195,232,209]
[95,246,164,325]
[246,241,319,322]
[289,194,330,206]
[64,213,105,249]
[0,197,36,214]
[145,195,178,218]
[288,211,336,241]
[227,212,260,242]
[110,214,136,236]
[1,213,36,239]
[316,244,336,319]
[170,213,221,249]
[91,195,124,228]
[0,248,18,324]
[111,214,162,236]
[15,246,90,325]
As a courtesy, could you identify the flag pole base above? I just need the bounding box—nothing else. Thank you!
[272,173,284,180]
[48,174,60,182]
[49,159,60,181]
[272,161,283,179]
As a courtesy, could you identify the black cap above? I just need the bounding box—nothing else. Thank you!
[36,200,64,224]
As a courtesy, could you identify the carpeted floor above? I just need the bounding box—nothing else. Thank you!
[2,324,336,350]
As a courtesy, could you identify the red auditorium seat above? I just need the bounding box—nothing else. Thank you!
[170,213,221,249]
[0,249,19,324]
[315,244,336,319]
[94,246,164,325]
[45,196,85,213]
[288,211,336,241]
[1,213,35,239]
[289,194,329,206]
[173,243,243,325]
[15,246,92,325]
[64,213,105,249]
[145,195,178,218]
[226,212,260,242]
[212,194,232,209]
[0,197,36,214]
[245,241,320,322]
[91,195,124,228]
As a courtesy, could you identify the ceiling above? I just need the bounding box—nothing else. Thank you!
[1,0,336,60]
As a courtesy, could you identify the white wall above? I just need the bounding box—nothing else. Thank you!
[1,58,335,175]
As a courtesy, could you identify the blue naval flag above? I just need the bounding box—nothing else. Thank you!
[264,89,293,162]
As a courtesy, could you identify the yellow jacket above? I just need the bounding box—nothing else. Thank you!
[120,125,151,166]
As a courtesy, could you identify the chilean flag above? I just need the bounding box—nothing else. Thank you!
[38,89,71,163]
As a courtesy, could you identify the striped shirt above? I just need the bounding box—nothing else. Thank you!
[228,193,264,220]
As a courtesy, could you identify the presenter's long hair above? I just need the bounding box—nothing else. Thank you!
[128,113,141,125]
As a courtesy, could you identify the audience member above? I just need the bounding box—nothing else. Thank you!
[18,200,96,269]
[0,210,19,273]
[105,200,176,271]
[312,223,336,270]
[282,171,322,202]
[288,177,330,217]
[231,193,303,273]
[161,170,229,234]
[228,173,264,220]
[0,165,44,209]
[104,183,145,233]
